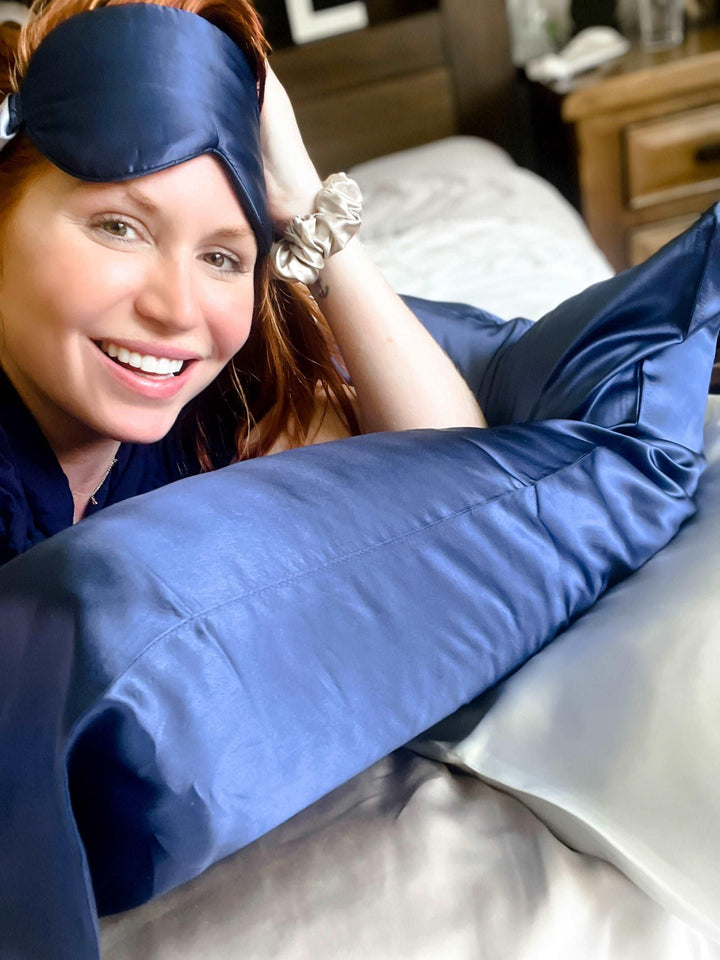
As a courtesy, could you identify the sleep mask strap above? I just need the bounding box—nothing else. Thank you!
[0,94,20,150]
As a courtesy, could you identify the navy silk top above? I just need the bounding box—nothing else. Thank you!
[0,367,203,566]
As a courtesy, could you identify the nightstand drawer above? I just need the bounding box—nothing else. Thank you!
[628,213,700,265]
[625,103,720,209]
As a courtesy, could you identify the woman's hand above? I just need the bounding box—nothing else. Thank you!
[260,66,322,227]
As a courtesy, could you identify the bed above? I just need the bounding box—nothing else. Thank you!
[1,1,718,957]
[94,3,720,959]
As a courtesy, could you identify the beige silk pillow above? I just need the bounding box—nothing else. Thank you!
[412,396,720,943]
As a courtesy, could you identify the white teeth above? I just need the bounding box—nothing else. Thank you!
[140,355,158,373]
[100,341,186,376]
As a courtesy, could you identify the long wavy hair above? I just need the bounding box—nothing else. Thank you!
[0,0,359,469]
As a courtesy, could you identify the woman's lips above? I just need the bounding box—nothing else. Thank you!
[92,339,197,400]
[97,338,203,363]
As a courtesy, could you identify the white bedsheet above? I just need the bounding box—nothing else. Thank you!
[351,136,613,320]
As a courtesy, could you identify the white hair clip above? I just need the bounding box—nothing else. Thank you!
[0,95,19,152]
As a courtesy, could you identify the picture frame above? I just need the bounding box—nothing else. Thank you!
[284,0,369,44]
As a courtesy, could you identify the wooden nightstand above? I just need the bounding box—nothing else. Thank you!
[556,26,720,272]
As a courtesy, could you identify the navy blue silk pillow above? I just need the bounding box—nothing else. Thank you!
[1,207,719,960]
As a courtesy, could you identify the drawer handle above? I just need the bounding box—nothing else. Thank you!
[695,142,720,164]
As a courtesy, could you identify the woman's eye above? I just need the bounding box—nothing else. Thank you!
[203,251,244,273]
[94,218,139,241]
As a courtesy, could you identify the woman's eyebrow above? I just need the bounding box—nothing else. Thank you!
[210,226,255,241]
[71,181,160,213]
[122,184,160,214]
[71,182,255,239]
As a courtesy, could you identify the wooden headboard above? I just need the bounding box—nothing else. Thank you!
[271,0,519,175]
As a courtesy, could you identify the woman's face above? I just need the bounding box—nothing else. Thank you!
[0,154,257,448]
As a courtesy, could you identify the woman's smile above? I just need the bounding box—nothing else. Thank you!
[91,339,200,400]
[98,341,188,377]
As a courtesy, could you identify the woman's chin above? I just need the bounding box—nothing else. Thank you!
[95,412,182,447]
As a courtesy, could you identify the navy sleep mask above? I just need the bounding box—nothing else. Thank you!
[0,3,272,255]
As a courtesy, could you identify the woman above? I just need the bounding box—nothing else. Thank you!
[0,0,485,561]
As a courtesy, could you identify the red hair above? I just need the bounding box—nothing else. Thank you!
[0,1,358,467]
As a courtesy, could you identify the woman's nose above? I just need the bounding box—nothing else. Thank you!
[134,255,202,331]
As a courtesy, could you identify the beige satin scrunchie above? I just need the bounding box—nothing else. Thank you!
[271,173,362,285]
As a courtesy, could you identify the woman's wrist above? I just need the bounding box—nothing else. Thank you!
[271,177,323,226]
[309,235,360,299]
[302,236,486,432]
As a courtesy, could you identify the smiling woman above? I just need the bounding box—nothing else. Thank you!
[3,6,720,960]
[1,158,257,452]
[0,0,484,540]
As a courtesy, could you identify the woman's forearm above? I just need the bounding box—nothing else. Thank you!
[310,238,487,433]
[260,66,485,433]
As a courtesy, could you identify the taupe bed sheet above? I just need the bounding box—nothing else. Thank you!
[101,750,716,960]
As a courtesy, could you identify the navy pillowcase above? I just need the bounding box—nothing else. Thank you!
[1,205,719,960]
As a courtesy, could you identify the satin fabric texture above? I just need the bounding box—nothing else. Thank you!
[410,395,720,943]
[1,207,719,959]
